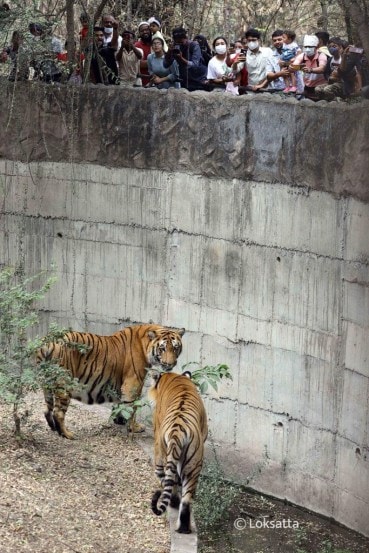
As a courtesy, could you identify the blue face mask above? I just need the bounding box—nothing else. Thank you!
[329,46,339,56]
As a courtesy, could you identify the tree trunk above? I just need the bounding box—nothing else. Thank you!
[340,0,369,57]
[66,0,75,75]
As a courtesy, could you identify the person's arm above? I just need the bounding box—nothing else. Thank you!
[110,20,119,51]
[116,44,123,62]
[176,41,202,68]
[132,42,143,59]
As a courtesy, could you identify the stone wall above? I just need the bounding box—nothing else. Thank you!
[0,80,369,536]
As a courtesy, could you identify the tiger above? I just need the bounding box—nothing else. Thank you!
[149,371,208,534]
[37,324,185,439]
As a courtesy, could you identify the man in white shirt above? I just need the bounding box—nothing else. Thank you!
[244,28,274,90]
[101,13,122,50]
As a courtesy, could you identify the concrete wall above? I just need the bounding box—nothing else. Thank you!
[0,80,369,536]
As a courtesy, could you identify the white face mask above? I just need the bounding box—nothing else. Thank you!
[215,44,227,55]
[248,40,258,51]
[304,47,315,57]
[104,27,113,34]
[235,48,241,54]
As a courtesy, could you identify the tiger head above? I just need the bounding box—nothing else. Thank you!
[147,327,185,372]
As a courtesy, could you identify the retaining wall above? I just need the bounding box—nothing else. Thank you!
[0,80,369,536]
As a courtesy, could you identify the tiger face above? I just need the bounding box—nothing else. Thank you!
[147,328,185,372]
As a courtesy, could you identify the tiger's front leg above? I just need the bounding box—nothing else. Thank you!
[120,378,145,434]
[52,390,74,439]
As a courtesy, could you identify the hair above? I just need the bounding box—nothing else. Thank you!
[316,31,330,45]
[29,22,43,34]
[283,30,296,41]
[152,36,164,47]
[272,29,284,38]
[329,36,342,46]
[245,28,260,40]
[212,36,228,48]
[93,26,104,33]
[172,26,187,39]
[122,29,135,37]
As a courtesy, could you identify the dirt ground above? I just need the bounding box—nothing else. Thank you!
[0,393,170,553]
[199,487,369,553]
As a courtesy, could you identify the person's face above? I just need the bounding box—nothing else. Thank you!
[329,41,342,55]
[234,41,243,50]
[139,25,151,40]
[304,45,317,57]
[272,35,284,50]
[103,16,114,29]
[246,36,259,50]
[94,30,104,46]
[152,39,163,53]
[122,33,133,46]
[241,37,247,48]
[282,33,291,44]
[215,38,226,48]
[149,23,160,34]
[173,35,186,45]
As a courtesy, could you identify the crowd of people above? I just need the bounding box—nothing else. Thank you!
[1,10,368,102]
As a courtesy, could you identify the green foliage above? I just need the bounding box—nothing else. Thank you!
[194,436,241,530]
[0,266,70,436]
[181,361,232,395]
[109,398,149,422]
[296,541,353,553]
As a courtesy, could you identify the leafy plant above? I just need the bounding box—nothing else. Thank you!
[110,397,150,422]
[181,362,232,395]
[0,266,72,437]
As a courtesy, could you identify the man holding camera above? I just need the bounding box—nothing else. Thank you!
[164,27,207,91]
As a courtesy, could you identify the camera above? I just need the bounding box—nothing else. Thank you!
[240,48,247,54]
[348,46,364,54]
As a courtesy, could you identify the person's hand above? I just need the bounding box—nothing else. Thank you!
[152,75,163,84]
[280,67,290,76]
[111,19,119,30]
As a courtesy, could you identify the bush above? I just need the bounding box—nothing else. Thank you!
[0,267,71,437]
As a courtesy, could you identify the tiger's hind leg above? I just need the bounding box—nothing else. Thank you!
[53,391,74,439]
[43,389,56,432]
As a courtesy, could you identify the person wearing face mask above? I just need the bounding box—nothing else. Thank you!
[244,28,274,90]
[290,35,327,99]
[315,40,363,101]
[207,36,234,89]
[101,14,122,50]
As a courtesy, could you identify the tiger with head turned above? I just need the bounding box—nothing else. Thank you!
[37,324,185,439]
[149,371,208,534]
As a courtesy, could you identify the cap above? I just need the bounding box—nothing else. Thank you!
[303,35,319,47]
[148,17,161,27]
[138,21,150,30]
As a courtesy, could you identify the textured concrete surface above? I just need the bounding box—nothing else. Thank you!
[0,79,369,201]
[0,82,368,537]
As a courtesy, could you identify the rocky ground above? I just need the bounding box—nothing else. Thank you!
[0,393,169,553]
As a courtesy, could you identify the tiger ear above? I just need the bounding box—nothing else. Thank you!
[148,331,156,340]
[178,328,185,337]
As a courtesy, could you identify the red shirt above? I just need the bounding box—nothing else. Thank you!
[134,40,151,85]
